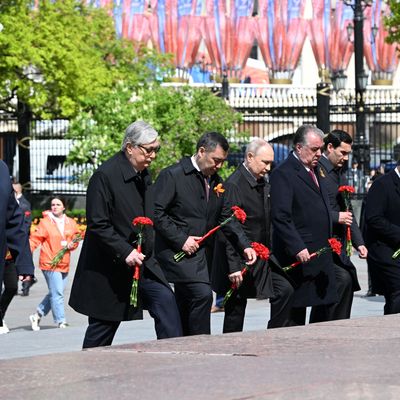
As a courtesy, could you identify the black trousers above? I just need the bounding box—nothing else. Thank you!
[383,290,400,315]
[174,282,213,336]
[223,271,295,333]
[290,265,354,325]
[82,274,182,349]
[310,265,354,323]
[0,261,18,324]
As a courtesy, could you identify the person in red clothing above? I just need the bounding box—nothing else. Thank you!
[29,197,80,330]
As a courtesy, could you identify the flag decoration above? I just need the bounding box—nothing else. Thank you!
[364,0,399,85]
[202,0,256,80]
[308,0,354,81]
[255,0,307,83]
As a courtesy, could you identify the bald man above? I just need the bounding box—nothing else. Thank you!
[212,139,294,332]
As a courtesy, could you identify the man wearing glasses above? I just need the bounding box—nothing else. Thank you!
[69,121,182,348]
[270,125,338,325]
[153,132,229,336]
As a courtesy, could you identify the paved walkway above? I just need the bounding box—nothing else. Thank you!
[0,247,385,360]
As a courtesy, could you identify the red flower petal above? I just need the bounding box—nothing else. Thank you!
[328,238,342,255]
[251,242,270,260]
[231,206,247,224]
[132,216,154,226]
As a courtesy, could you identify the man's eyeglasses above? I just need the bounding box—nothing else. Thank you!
[137,144,161,155]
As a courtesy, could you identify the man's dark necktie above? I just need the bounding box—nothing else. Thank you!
[308,169,319,188]
[204,176,210,201]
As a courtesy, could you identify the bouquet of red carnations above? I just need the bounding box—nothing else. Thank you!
[174,205,247,262]
[222,242,270,306]
[338,185,355,257]
[130,217,153,307]
[282,238,342,272]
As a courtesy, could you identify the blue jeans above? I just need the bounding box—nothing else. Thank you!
[37,270,68,324]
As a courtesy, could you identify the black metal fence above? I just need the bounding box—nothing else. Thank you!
[229,84,400,196]
[1,85,399,197]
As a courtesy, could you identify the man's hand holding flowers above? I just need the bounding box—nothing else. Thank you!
[125,248,145,267]
[227,245,257,288]
[182,236,201,256]
[338,211,353,225]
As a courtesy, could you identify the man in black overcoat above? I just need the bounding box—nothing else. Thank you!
[312,130,366,322]
[0,161,34,332]
[270,125,338,325]
[69,121,182,348]
[212,139,294,332]
[365,161,400,314]
[153,132,229,336]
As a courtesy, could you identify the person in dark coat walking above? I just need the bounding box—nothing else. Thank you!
[212,139,294,332]
[1,181,34,332]
[270,125,338,325]
[153,132,229,336]
[365,162,400,314]
[69,121,182,348]
[311,130,366,322]
[0,161,34,333]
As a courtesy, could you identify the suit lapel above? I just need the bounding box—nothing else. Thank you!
[391,169,400,198]
[298,166,320,194]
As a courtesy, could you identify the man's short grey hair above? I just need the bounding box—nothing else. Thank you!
[121,121,158,151]
[245,138,271,157]
[292,125,324,149]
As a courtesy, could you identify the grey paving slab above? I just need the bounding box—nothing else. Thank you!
[1,315,400,400]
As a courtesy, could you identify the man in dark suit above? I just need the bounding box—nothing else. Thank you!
[312,130,367,322]
[270,125,338,325]
[0,161,34,333]
[365,161,400,314]
[212,139,294,332]
[153,132,229,336]
[69,121,182,348]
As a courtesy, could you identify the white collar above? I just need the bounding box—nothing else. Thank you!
[191,155,201,172]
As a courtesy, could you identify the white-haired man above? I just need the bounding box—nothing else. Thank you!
[212,139,294,332]
[69,121,182,348]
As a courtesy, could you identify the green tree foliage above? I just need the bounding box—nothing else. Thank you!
[67,84,244,179]
[0,0,171,118]
[385,1,400,47]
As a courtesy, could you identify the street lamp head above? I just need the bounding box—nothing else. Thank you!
[357,70,369,91]
[331,71,348,92]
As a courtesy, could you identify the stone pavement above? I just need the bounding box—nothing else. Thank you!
[2,314,400,399]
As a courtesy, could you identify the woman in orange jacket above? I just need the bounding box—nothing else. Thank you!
[29,197,80,330]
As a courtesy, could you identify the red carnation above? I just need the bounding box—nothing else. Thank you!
[174,205,248,262]
[338,185,355,193]
[130,216,154,307]
[328,238,342,255]
[25,211,31,217]
[231,206,247,224]
[251,242,270,260]
[282,237,343,272]
[338,186,355,256]
[132,217,153,227]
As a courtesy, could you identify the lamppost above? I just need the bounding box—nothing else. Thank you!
[316,69,331,135]
[344,0,371,172]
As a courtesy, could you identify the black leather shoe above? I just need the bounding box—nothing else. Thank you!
[21,277,37,296]
[364,290,376,297]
